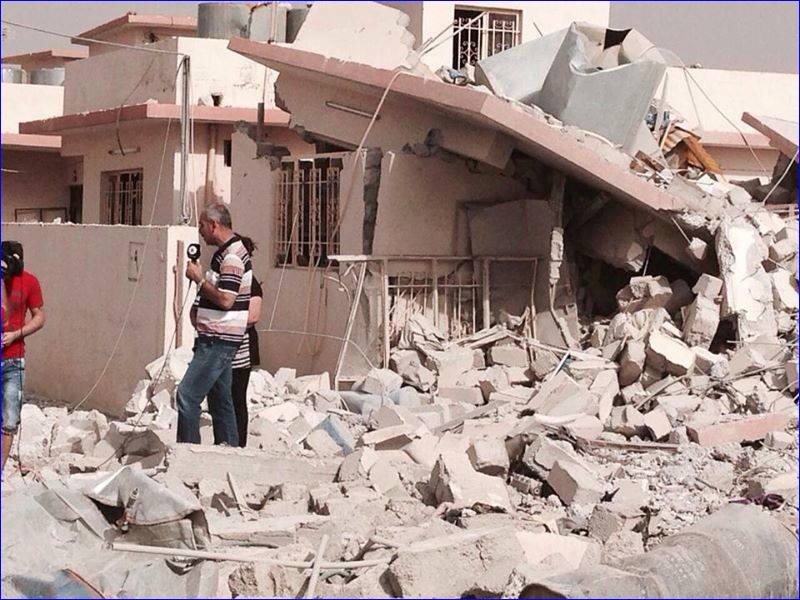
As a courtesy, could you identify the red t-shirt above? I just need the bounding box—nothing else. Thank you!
[2,271,43,360]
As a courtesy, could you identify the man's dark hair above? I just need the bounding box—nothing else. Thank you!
[1,241,24,278]
[238,235,257,255]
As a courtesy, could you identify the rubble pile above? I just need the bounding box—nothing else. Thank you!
[3,235,798,597]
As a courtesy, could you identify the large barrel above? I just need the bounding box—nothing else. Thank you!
[28,68,65,86]
[2,64,23,83]
[521,504,798,598]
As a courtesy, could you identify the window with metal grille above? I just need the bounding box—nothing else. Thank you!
[275,156,342,267]
[452,7,522,70]
[102,169,143,225]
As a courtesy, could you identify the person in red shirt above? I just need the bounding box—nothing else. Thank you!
[1,241,45,472]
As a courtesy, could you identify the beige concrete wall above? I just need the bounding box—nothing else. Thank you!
[230,132,360,377]
[409,1,611,69]
[0,223,197,416]
[1,83,64,133]
[0,150,73,221]
[64,37,273,114]
[61,122,179,225]
[706,146,780,182]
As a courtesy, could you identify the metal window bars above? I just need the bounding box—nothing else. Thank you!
[453,8,521,70]
[275,156,343,267]
[104,170,143,225]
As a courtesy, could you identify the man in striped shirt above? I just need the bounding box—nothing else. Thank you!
[178,203,251,446]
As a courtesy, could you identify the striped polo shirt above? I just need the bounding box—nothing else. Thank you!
[194,235,252,344]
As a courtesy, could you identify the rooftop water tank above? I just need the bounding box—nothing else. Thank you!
[2,64,23,84]
[197,2,288,42]
[29,67,65,86]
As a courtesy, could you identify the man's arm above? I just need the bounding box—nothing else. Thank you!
[1,280,8,330]
[195,280,236,310]
[247,295,262,327]
[2,306,44,347]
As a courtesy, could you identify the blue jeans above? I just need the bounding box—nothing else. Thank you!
[176,338,239,446]
[2,358,25,434]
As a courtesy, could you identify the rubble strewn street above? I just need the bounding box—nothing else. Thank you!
[2,1,799,598]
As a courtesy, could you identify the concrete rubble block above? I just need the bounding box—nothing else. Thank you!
[692,347,729,378]
[692,274,724,299]
[488,344,529,368]
[769,238,797,263]
[590,325,608,348]
[503,365,532,385]
[424,347,475,387]
[285,372,330,396]
[359,424,419,450]
[472,348,487,369]
[145,348,192,388]
[771,268,799,312]
[610,406,646,438]
[547,459,605,506]
[304,428,342,457]
[646,329,695,376]
[682,295,720,349]
[656,394,702,421]
[273,367,296,387]
[620,381,647,405]
[337,447,379,482]
[258,401,301,424]
[356,368,404,396]
[467,438,510,477]
[563,415,604,441]
[386,527,525,598]
[565,359,609,383]
[686,237,709,261]
[525,371,594,417]
[764,431,794,450]
[370,405,423,431]
[429,451,512,512]
[516,531,601,572]
[716,217,778,339]
[589,370,619,424]
[521,436,593,479]
[616,276,673,313]
[687,412,792,446]
[489,386,535,405]
[367,457,402,494]
[642,407,672,441]
[728,344,770,376]
[390,349,435,391]
[618,340,646,386]
[476,366,513,400]
[438,386,484,406]
[609,478,650,511]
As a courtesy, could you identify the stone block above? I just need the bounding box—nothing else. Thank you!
[467,438,510,477]
[425,348,475,387]
[488,344,529,368]
[618,340,646,386]
[616,276,672,313]
[438,386,484,406]
[547,459,605,506]
[642,407,672,441]
[525,371,594,417]
[589,370,618,424]
[771,268,799,312]
[356,368,404,396]
[646,330,695,375]
[429,452,512,512]
[682,295,720,349]
[390,349,436,391]
[687,412,791,446]
[692,273,724,299]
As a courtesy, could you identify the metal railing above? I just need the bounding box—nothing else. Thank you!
[453,9,521,69]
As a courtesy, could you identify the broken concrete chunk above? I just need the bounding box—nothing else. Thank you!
[563,415,604,441]
[547,459,605,506]
[337,447,379,482]
[692,347,729,378]
[682,295,720,349]
[618,340,646,386]
[786,359,798,392]
[646,329,695,376]
[476,366,513,400]
[771,268,799,312]
[687,412,791,446]
[438,386,484,406]
[610,406,646,438]
[525,371,594,417]
[359,425,418,451]
[356,368,404,396]
[488,344,529,368]
[656,394,702,421]
[390,349,435,391]
[304,428,342,457]
[589,370,619,424]
[642,408,672,441]
[769,238,797,263]
[429,452,512,512]
[467,438,510,478]
[286,372,331,396]
[616,276,673,313]
[764,431,794,450]
[516,531,600,572]
[425,347,475,387]
[387,527,525,598]
[692,274,724,299]
[368,458,402,494]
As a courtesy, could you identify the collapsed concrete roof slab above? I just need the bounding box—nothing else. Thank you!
[228,38,685,214]
[73,13,197,44]
[20,103,289,135]
[742,112,799,160]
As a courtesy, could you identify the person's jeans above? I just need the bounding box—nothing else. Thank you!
[2,358,25,434]
[231,367,251,448]
[176,338,239,446]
